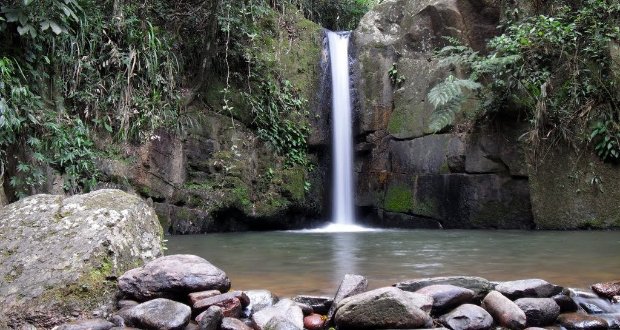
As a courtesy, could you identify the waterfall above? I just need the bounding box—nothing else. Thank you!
[328,31,355,226]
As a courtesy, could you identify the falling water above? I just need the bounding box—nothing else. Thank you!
[328,31,355,226]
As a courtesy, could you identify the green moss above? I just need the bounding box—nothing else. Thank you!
[388,108,406,134]
[412,199,437,218]
[384,185,413,213]
[281,167,306,202]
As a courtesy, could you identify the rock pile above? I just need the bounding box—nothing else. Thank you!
[53,256,620,330]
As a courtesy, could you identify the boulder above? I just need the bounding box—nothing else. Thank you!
[438,304,493,330]
[292,295,332,315]
[252,299,304,330]
[189,290,222,305]
[126,298,191,330]
[592,281,620,299]
[56,319,115,330]
[557,313,608,329]
[197,306,223,330]
[334,287,432,329]
[327,274,368,321]
[552,294,579,313]
[495,279,563,299]
[415,284,475,314]
[0,190,163,328]
[481,290,527,329]
[263,315,302,330]
[221,317,253,330]
[515,298,561,327]
[247,290,279,314]
[395,276,494,300]
[118,254,230,301]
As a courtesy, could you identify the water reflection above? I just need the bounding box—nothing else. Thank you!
[332,233,359,283]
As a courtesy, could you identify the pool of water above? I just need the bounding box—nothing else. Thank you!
[165,230,620,297]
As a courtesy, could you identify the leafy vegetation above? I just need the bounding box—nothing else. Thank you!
[427,0,620,161]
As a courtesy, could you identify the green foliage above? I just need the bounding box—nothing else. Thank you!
[428,0,620,160]
[590,120,620,162]
[388,63,405,87]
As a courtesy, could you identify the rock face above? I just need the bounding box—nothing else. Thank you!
[334,287,432,329]
[438,304,493,330]
[118,254,231,301]
[0,190,163,328]
[353,0,534,229]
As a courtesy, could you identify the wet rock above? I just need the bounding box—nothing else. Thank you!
[571,289,620,313]
[598,313,620,328]
[295,302,313,315]
[189,290,222,305]
[515,298,561,327]
[118,255,230,301]
[334,287,432,329]
[194,291,250,311]
[438,304,493,330]
[327,274,368,321]
[0,190,163,328]
[303,313,325,330]
[415,284,475,314]
[196,298,242,319]
[292,296,331,315]
[553,294,579,313]
[252,299,304,330]
[592,281,620,299]
[56,319,115,330]
[557,313,608,329]
[481,290,527,329]
[197,306,223,330]
[247,290,279,314]
[496,279,563,299]
[221,317,253,330]
[580,302,606,314]
[395,276,494,300]
[126,298,191,330]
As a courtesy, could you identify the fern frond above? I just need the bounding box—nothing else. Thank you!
[428,95,464,133]
[428,76,481,108]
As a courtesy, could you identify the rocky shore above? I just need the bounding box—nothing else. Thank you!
[44,255,620,330]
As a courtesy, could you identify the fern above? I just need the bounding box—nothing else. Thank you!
[428,95,465,133]
[427,75,481,132]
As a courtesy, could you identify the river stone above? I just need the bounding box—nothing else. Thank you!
[56,319,115,330]
[197,306,223,330]
[252,299,303,330]
[495,279,563,299]
[481,290,527,330]
[395,276,494,300]
[592,281,620,299]
[247,290,279,314]
[118,254,230,301]
[0,190,163,329]
[126,298,191,330]
[515,298,561,327]
[438,304,493,330]
[327,274,368,321]
[196,298,242,320]
[194,291,250,311]
[221,317,253,330]
[303,313,325,330]
[292,295,332,315]
[415,284,475,314]
[598,313,620,328]
[553,294,579,313]
[334,287,432,329]
[189,290,222,305]
[557,313,608,329]
[263,315,302,330]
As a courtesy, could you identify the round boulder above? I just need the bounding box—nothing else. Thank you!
[118,254,230,301]
[515,298,560,327]
[481,290,526,330]
[495,279,562,299]
[126,298,191,330]
[439,304,493,330]
[334,287,432,329]
[415,284,475,314]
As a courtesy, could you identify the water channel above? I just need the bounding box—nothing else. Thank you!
[166,230,620,297]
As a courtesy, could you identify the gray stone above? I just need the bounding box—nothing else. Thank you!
[389,135,465,174]
[553,294,579,313]
[395,276,494,300]
[481,291,527,330]
[557,313,608,329]
[438,304,493,330]
[263,315,302,330]
[194,291,250,311]
[118,254,230,301]
[515,298,561,327]
[126,298,191,330]
[221,317,253,330]
[0,190,163,328]
[334,287,432,329]
[292,295,331,315]
[189,290,222,305]
[252,299,303,330]
[327,274,368,321]
[117,300,139,310]
[415,284,475,314]
[57,319,115,330]
[247,290,279,314]
[197,306,223,330]
[496,279,563,299]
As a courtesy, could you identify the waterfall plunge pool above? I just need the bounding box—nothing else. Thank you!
[166,229,620,296]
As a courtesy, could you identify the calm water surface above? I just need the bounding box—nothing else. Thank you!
[166,230,620,297]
